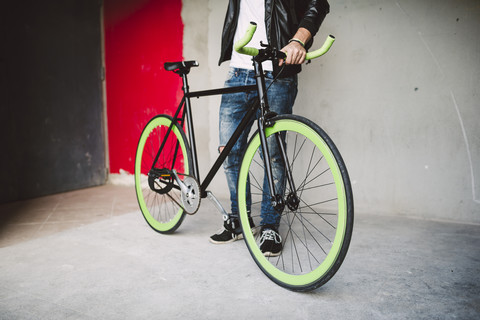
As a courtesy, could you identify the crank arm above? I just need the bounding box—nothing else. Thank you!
[171,169,189,194]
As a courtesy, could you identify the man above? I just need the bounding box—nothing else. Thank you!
[210,0,330,256]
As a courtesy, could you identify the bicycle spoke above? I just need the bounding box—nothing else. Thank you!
[279,209,328,272]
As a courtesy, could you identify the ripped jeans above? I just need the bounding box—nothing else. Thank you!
[219,67,298,227]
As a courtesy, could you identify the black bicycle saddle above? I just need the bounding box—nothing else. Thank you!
[164,60,199,74]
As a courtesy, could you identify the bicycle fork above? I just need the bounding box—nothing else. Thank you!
[253,60,299,213]
[257,117,299,213]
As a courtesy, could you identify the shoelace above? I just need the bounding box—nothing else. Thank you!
[259,229,282,245]
[214,218,238,235]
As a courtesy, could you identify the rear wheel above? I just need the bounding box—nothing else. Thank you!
[134,115,192,233]
[238,115,354,291]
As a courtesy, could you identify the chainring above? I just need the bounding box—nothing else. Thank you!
[181,176,201,215]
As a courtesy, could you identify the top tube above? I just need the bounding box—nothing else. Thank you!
[234,22,335,60]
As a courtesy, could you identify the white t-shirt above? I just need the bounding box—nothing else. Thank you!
[230,0,273,71]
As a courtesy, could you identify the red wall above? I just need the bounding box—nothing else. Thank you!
[103,0,184,174]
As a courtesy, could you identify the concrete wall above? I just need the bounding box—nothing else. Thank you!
[182,0,230,200]
[182,0,480,224]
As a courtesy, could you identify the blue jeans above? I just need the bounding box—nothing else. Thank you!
[219,67,298,227]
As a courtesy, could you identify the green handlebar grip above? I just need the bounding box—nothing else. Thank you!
[234,22,259,56]
[234,22,335,60]
[305,35,335,60]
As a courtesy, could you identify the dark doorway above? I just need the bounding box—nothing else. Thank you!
[1,0,106,203]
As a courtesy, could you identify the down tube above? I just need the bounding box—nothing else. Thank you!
[200,101,259,196]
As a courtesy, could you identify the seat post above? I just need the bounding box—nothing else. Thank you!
[180,71,190,93]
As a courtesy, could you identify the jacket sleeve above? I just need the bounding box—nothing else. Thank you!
[297,0,330,37]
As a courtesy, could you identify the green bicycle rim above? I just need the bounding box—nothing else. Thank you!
[238,119,348,288]
[134,116,189,232]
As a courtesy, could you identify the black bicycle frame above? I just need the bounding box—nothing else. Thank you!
[153,58,281,202]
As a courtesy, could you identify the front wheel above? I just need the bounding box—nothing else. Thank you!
[238,114,354,291]
[134,115,192,233]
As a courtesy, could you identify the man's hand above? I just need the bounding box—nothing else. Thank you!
[279,41,307,66]
[279,27,312,66]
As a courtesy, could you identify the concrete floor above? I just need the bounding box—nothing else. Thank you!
[0,185,479,319]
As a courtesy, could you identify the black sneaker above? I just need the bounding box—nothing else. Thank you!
[209,216,256,244]
[259,226,282,257]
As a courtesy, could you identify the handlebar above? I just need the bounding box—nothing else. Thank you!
[234,22,335,61]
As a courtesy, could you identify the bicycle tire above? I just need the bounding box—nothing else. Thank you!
[238,114,354,291]
[134,115,192,233]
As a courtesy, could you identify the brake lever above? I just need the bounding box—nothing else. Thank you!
[276,50,287,60]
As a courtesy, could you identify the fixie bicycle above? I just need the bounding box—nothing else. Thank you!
[135,22,354,291]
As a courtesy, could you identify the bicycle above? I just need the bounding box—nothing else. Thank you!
[134,22,354,292]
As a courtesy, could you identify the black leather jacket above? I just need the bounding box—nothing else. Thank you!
[219,0,330,77]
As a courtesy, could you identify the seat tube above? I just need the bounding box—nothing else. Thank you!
[182,74,200,181]
[253,60,278,205]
